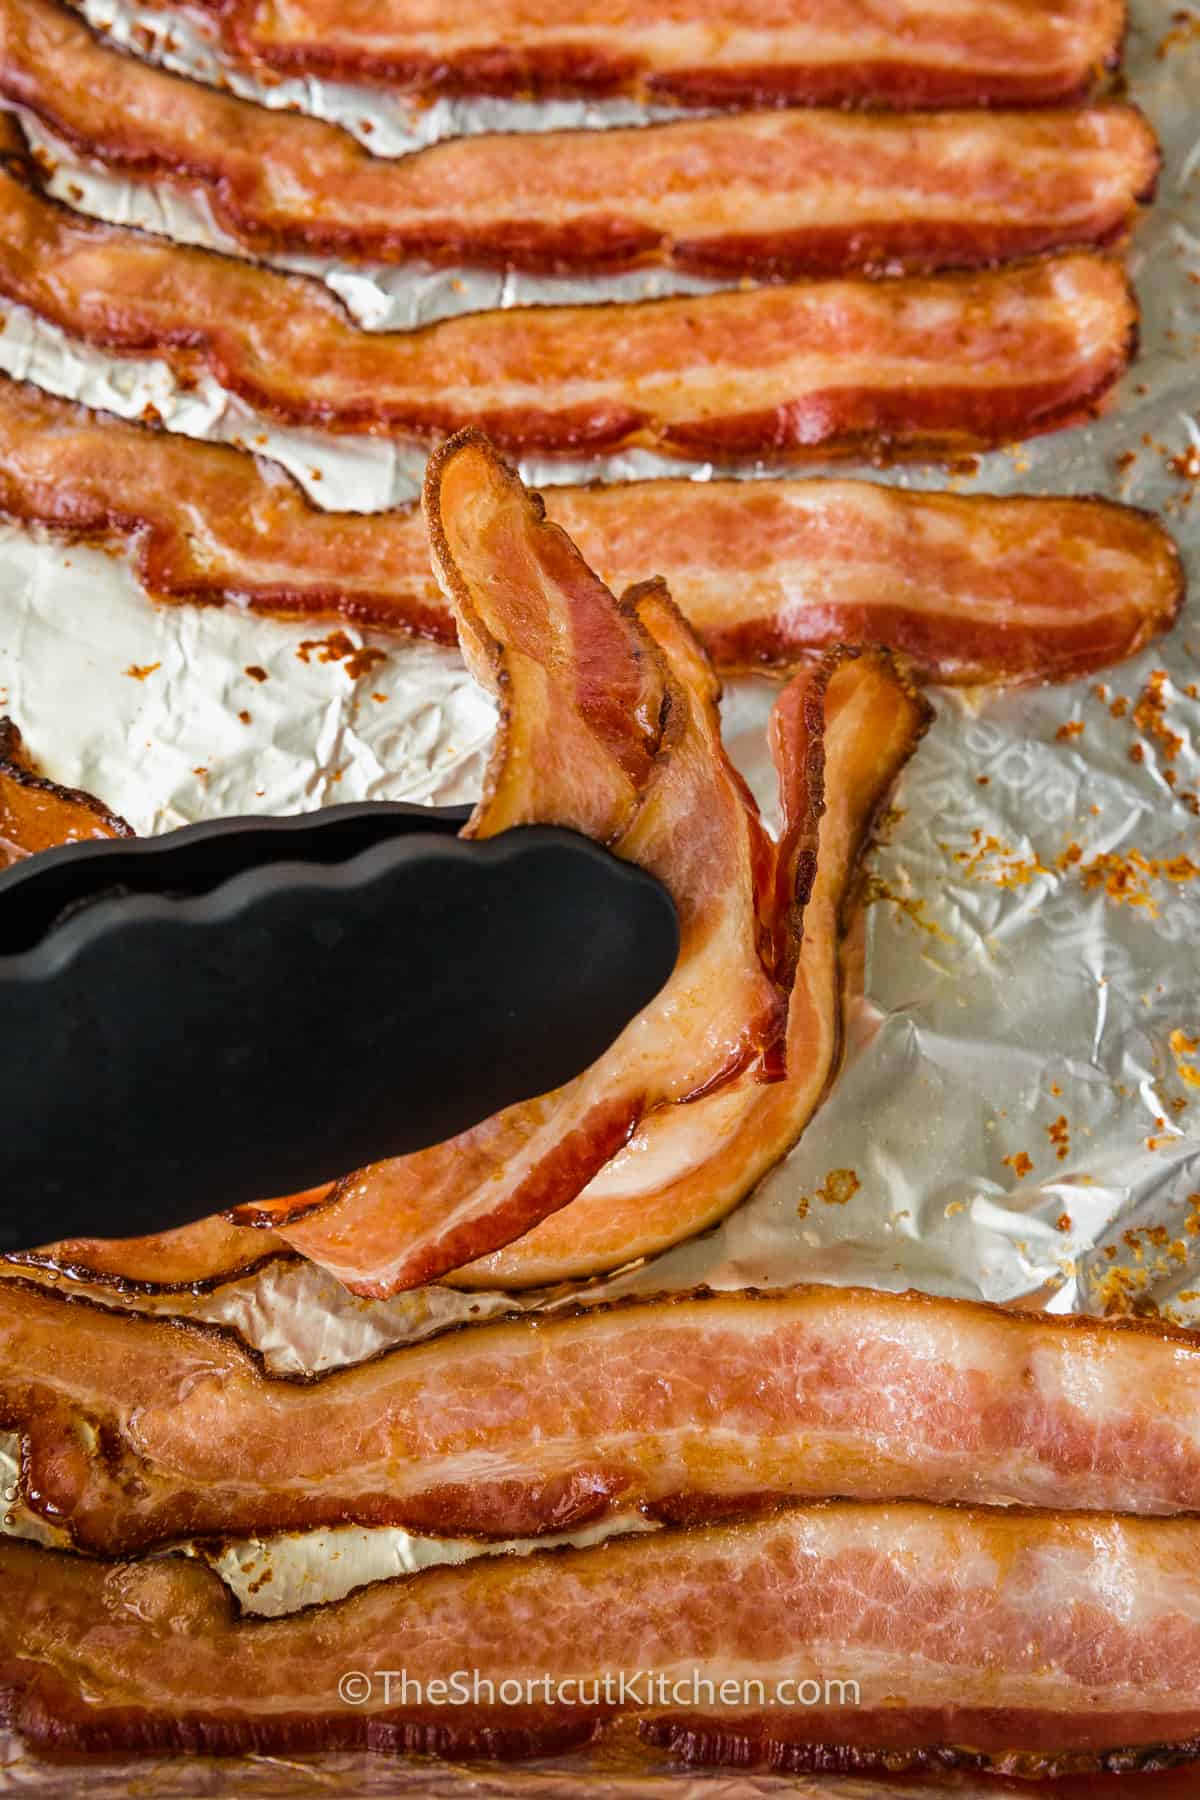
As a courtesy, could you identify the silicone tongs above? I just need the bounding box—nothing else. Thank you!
[0,805,678,1250]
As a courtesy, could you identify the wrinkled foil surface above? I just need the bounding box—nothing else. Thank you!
[1,1,1199,1793]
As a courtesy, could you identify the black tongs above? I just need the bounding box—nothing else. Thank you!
[0,805,678,1250]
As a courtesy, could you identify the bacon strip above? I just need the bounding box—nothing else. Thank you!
[0,154,1137,458]
[457,649,928,1287]
[0,378,457,642]
[4,1217,294,1292]
[12,1278,1200,1555]
[0,715,130,867]
[5,1502,1200,1774]
[0,0,1159,279]
[240,435,792,1294]
[151,0,1127,112]
[0,379,1179,687]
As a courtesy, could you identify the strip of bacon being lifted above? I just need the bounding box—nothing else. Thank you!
[458,648,928,1288]
[0,0,1159,279]
[11,1279,1200,1554]
[0,715,130,868]
[0,380,1180,686]
[239,434,795,1293]
[139,0,1127,112]
[0,148,1137,458]
[5,1501,1200,1774]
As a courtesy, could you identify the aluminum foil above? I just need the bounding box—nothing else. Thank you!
[2,0,1200,1792]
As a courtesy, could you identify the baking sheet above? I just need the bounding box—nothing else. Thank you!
[1,0,1200,1792]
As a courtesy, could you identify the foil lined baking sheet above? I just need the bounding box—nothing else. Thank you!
[1,0,1200,1793]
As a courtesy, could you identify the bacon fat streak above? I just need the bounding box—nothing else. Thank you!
[0,0,1159,279]
[9,1280,1200,1554]
[140,0,1127,112]
[4,1502,1200,1776]
[0,379,1178,690]
[0,148,1137,459]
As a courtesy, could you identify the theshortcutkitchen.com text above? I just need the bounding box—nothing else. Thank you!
[337,1669,861,1709]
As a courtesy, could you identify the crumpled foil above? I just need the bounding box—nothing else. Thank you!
[2,0,1200,1792]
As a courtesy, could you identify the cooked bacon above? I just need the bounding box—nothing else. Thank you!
[5,1502,1200,1774]
[0,154,1137,457]
[0,377,458,641]
[5,1216,294,1292]
[0,715,130,867]
[150,0,1127,111]
[0,379,1179,686]
[458,650,928,1286]
[620,477,1182,685]
[0,1,1159,278]
[13,1278,1200,1554]
[240,435,791,1294]
[426,437,669,843]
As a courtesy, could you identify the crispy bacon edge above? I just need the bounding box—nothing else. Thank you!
[5,1500,1200,1776]
[12,1278,1200,1554]
[0,0,1161,278]
[2,1217,296,1294]
[245,435,796,1293]
[0,377,1180,688]
[0,715,131,866]
[0,146,1139,459]
[148,0,1129,112]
